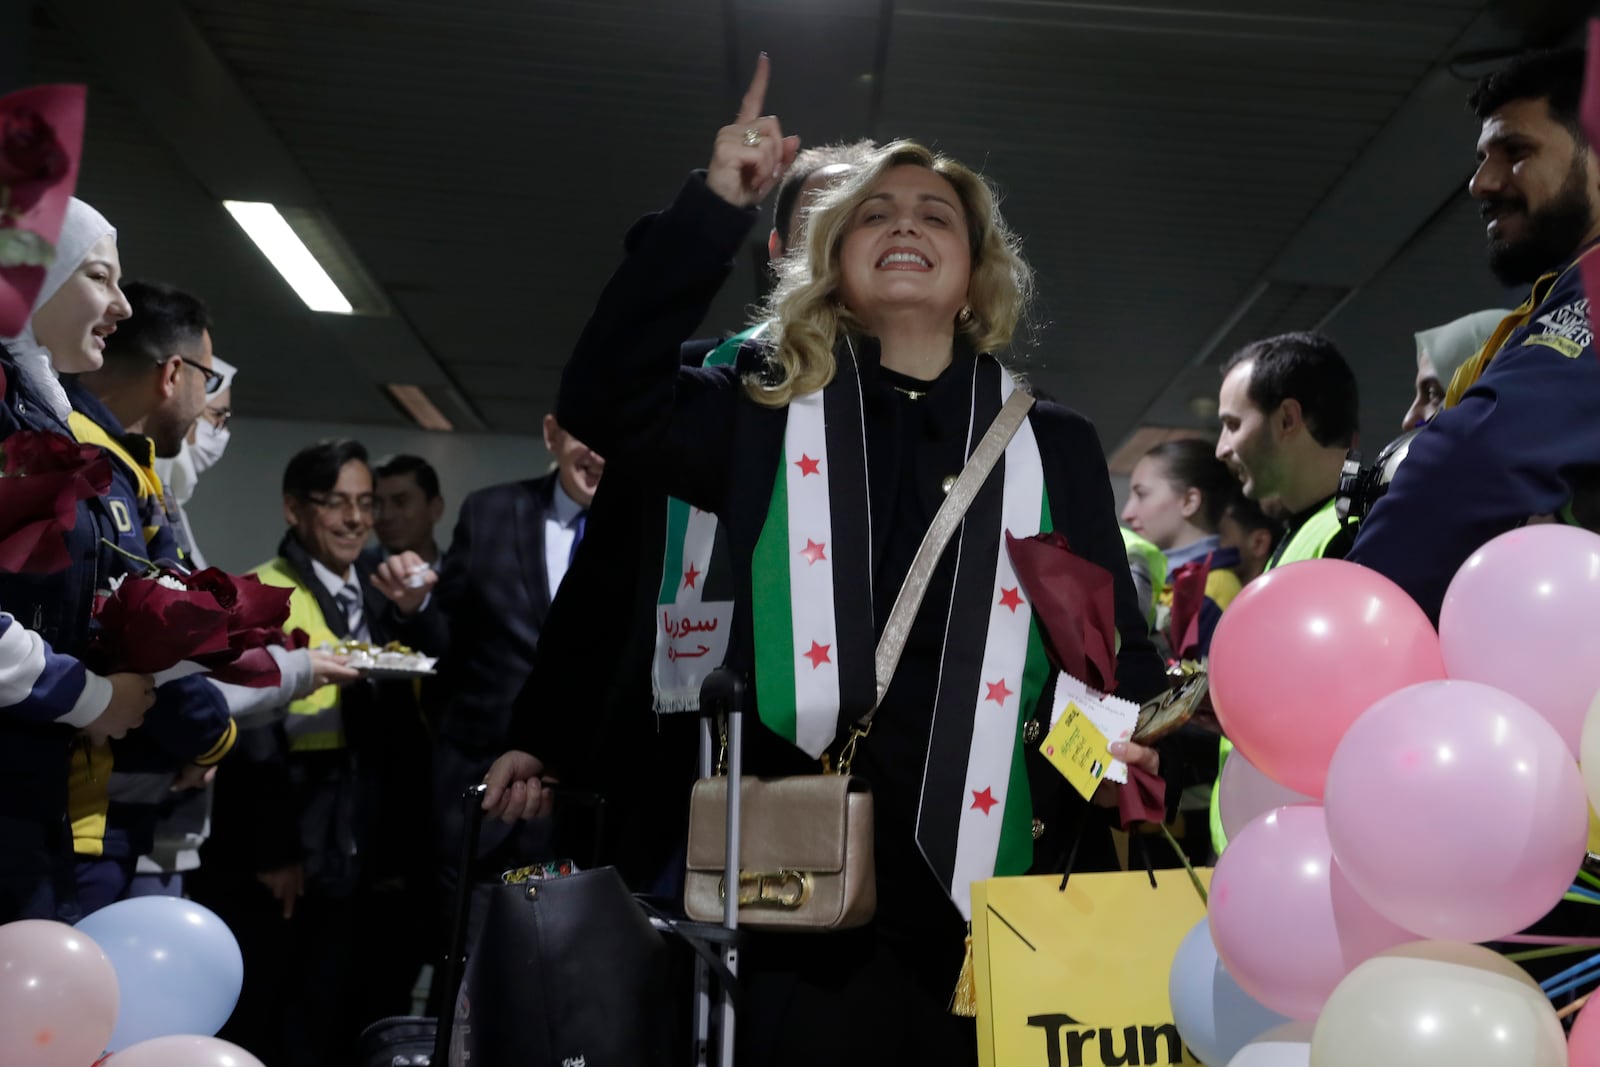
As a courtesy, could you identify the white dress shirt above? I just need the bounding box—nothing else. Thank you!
[310,557,371,643]
[544,479,586,600]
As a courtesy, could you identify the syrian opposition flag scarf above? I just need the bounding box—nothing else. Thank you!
[652,323,768,712]
[751,346,1053,921]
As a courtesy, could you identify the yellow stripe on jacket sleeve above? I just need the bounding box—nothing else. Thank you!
[194,717,238,766]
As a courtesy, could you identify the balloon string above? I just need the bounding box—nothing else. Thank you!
[1157,822,1208,906]
[1542,956,1600,1000]
[1505,944,1600,963]
[1501,934,1600,946]
[1539,950,1600,992]
[1549,974,1600,1002]
[1559,994,1592,1021]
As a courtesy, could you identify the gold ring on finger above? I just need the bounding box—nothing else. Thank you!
[742,127,762,147]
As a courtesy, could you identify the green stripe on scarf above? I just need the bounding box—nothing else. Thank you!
[752,448,798,745]
[658,497,691,603]
[996,489,1054,876]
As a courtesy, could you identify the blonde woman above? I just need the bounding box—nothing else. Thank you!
[493,59,1168,1063]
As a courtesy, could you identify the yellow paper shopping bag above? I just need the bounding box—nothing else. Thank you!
[972,869,1212,1067]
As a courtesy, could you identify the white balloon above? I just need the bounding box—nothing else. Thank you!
[1228,1022,1312,1067]
[1579,685,1600,819]
[1218,751,1314,844]
[1311,942,1564,1067]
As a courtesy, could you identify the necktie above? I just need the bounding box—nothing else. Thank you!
[567,510,588,569]
[334,584,363,639]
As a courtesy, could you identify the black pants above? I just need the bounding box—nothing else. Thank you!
[738,923,978,1066]
[190,873,425,1067]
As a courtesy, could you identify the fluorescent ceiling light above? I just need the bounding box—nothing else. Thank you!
[386,384,454,432]
[222,200,354,314]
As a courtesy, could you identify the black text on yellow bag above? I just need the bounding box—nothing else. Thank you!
[972,869,1212,1067]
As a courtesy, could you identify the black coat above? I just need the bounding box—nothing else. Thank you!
[427,472,565,754]
[0,346,127,909]
[529,175,1170,935]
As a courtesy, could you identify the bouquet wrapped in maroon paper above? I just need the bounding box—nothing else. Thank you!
[1004,530,1119,692]
[0,426,113,573]
[1005,530,1168,826]
[89,567,296,688]
[0,83,87,335]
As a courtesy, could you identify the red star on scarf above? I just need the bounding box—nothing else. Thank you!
[971,787,998,815]
[682,563,700,590]
[802,641,832,669]
[800,539,828,565]
[998,586,1024,613]
[985,678,1014,705]
[794,454,821,477]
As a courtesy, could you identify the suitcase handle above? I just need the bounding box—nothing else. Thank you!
[433,782,488,1065]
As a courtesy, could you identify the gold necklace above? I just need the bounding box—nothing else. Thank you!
[890,383,927,400]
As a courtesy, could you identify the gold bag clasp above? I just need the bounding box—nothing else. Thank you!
[719,869,812,909]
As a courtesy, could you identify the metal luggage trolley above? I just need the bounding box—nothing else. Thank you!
[649,666,748,1067]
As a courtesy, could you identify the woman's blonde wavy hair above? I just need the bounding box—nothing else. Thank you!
[746,139,1034,407]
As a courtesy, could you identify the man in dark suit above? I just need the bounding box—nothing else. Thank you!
[424,414,602,897]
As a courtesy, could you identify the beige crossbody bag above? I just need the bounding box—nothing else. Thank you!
[684,388,1036,930]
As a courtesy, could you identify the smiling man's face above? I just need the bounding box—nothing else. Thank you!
[1470,95,1600,286]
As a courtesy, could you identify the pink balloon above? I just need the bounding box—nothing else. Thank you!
[1325,680,1588,942]
[0,919,119,1067]
[1210,559,1444,797]
[1209,805,1415,1020]
[1441,524,1600,755]
[106,1034,263,1067]
[1573,992,1600,1066]
[1218,750,1314,843]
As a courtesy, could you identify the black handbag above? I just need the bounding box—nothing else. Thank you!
[451,865,675,1067]
[355,1016,437,1067]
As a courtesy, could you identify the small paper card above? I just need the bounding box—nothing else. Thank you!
[1046,672,1140,784]
[1040,702,1115,801]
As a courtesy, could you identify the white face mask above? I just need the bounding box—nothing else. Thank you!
[191,418,231,474]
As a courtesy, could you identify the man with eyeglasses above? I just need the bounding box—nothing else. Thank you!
[59,281,237,917]
[188,438,441,1065]
[70,279,224,565]
[152,367,235,570]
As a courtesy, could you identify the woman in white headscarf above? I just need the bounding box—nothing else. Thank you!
[3,196,129,424]
[0,196,158,922]
[1403,309,1511,430]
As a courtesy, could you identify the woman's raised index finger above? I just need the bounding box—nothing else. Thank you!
[736,52,770,124]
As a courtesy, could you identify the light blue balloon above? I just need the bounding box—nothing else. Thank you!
[1168,918,1290,1067]
[75,896,244,1051]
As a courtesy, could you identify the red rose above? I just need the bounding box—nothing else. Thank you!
[96,569,295,687]
[3,428,102,476]
[0,110,69,217]
[90,577,231,676]
[0,429,112,574]
[186,569,292,633]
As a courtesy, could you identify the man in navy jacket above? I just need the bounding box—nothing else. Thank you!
[1348,49,1600,621]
